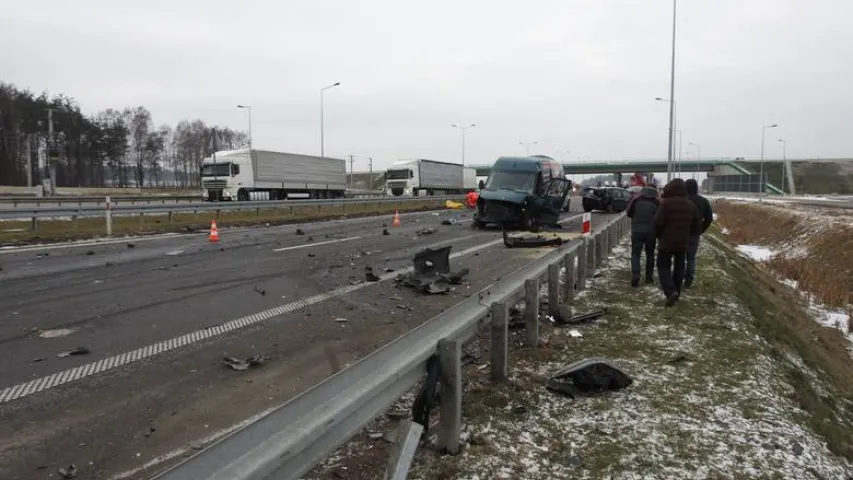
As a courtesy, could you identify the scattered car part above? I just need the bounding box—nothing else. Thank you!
[223,354,268,371]
[57,464,78,479]
[398,246,469,294]
[412,354,441,438]
[553,308,607,326]
[546,357,632,397]
[502,229,565,248]
[57,347,90,358]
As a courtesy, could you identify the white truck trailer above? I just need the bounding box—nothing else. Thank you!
[385,158,478,196]
[201,149,347,201]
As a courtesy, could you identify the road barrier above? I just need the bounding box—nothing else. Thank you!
[153,213,630,480]
[0,195,462,234]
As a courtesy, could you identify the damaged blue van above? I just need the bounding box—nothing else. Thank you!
[473,155,572,230]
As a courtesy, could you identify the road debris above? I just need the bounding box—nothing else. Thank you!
[85,250,95,256]
[253,286,266,296]
[440,218,459,225]
[127,243,136,249]
[296,228,305,235]
[568,329,583,338]
[334,317,348,323]
[551,308,607,327]
[382,228,390,236]
[364,267,381,282]
[502,229,565,248]
[222,354,268,371]
[57,346,90,358]
[416,227,437,236]
[38,328,75,339]
[397,246,469,294]
[546,357,632,397]
[57,464,78,479]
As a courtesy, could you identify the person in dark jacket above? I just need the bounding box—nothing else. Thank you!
[684,179,714,288]
[653,178,702,306]
[626,185,660,287]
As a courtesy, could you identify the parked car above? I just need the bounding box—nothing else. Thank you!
[581,186,631,213]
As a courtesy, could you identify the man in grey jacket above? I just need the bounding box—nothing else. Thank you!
[626,185,661,287]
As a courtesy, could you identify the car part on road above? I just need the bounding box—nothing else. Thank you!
[223,354,268,372]
[416,227,437,236]
[398,246,469,294]
[502,229,565,248]
[57,464,78,479]
[546,357,632,397]
[365,267,381,282]
[296,228,305,235]
[57,347,90,358]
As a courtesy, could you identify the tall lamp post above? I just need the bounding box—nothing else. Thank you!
[656,96,677,180]
[320,82,341,157]
[778,138,789,194]
[451,124,476,165]
[760,123,778,199]
[519,141,538,156]
[236,104,252,150]
[664,0,678,183]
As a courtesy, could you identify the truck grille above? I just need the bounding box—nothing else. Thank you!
[387,181,408,188]
[203,180,227,189]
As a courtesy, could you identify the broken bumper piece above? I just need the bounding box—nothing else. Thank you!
[397,246,469,294]
[503,229,565,248]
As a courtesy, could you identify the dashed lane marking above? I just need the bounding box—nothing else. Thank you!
[273,236,362,252]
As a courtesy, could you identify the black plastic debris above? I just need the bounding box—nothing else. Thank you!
[223,354,268,371]
[127,243,136,249]
[308,253,316,258]
[397,246,469,294]
[365,267,381,282]
[440,218,459,226]
[503,229,564,248]
[307,236,314,242]
[57,464,78,479]
[552,308,607,327]
[416,228,437,236]
[57,347,90,358]
[85,251,95,256]
[295,228,305,235]
[382,228,390,236]
[253,286,266,296]
[546,357,632,397]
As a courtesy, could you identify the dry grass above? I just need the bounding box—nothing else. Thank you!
[715,200,853,307]
[0,199,451,245]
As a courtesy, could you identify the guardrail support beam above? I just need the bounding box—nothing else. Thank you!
[437,338,462,455]
[384,419,424,480]
[563,252,575,305]
[587,234,596,277]
[491,301,510,376]
[523,280,539,348]
[547,263,560,319]
[577,238,588,290]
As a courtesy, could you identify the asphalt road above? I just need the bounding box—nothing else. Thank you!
[0,204,614,480]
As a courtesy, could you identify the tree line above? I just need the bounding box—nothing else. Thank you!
[0,82,247,189]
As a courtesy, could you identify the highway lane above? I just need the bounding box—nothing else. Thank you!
[0,206,614,479]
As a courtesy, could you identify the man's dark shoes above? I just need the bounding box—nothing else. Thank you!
[645,275,654,285]
[684,279,693,289]
[631,276,640,288]
[665,292,679,307]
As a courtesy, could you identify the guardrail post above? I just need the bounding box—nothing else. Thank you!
[384,419,424,480]
[596,233,605,268]
[524,279,539,348]
[30,217,37,233]
[105,196,112,236]
[138,212,144,230]
[563,252,575,304]
[607,223,615,252]
[167,210,174,223]
[548,263,560,318]
[577,238,588,290]
[587,234,596,277]
[491,301,510,377]
[437,338,462,455]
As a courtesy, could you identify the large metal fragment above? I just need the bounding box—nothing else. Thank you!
[399,246,468,294]
[502,229,565,248]
[546,357,632,397]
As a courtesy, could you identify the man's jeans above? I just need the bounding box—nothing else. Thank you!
[631,232,656,281]
[657,250,687,297]
[685,235,701,285]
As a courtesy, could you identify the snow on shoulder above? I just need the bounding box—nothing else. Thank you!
[736,245,775,261]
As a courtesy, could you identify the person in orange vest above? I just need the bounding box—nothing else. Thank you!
[466,189,479,209]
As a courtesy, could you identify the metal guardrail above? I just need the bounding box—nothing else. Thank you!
[154,213,629,480]
[0,195,459,222]
[0,190,387,208]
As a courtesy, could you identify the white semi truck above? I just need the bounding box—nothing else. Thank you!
[385,159,478,196]
[201,149,347,201]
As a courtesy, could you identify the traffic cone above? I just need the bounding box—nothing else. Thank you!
[209,220,220,242]
[392,211,401,227]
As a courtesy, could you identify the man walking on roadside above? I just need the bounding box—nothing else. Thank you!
[684,179,714,289]
[653,178,702,306]
[626,184,660,287]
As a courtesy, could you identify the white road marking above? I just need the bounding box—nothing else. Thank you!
[273,236,363,252]
[0,212,587,405]
[0,236,503,404]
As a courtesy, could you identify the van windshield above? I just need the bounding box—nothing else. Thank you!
[485,170,536,193]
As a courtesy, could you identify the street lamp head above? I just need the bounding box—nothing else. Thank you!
[237,104,250,108]
[767,124,778,128]
[333,82,340,87]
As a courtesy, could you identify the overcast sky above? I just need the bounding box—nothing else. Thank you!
[2,0,851,171]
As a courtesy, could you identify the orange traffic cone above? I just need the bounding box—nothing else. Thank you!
[209,220,220,242]
[392,211,401,227]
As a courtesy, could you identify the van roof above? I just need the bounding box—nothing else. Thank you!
[491,156,555,172]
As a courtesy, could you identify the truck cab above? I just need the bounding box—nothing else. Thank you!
[201,150,253,201]
[385,160,419,196]
[474,155,571,230]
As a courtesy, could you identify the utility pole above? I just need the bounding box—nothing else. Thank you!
[368,157,374,189]
[665,0,678,182]
[348,155,355,188]
[46,108,57,195]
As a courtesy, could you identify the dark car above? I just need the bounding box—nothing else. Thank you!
[581,186,631,213]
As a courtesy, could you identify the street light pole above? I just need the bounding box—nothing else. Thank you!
[237,105,252,150]
[760,123,778,199]
[320,82,341,157]
[656,96,677,180]
[451,123,476,165]
[519,141,538,156]
[665,0,678,183]
[778,139,789,194]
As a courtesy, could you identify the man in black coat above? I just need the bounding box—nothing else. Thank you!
[653,178,702,306]
[626,185,660,287]
[684,179,714,289]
